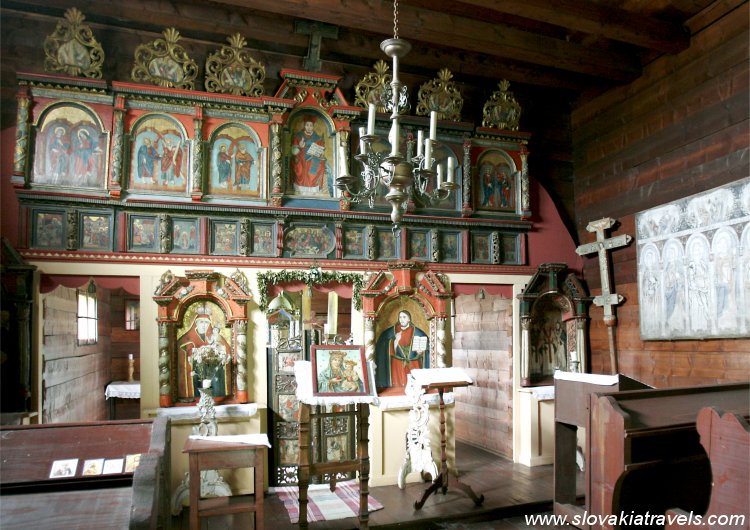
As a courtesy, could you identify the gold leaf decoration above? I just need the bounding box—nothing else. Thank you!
[353,60,392,113]
[131,27,198,90]
[482,80,522,131]
[416,68,463,122]
[204,33,266,97]
[43,8,104,79]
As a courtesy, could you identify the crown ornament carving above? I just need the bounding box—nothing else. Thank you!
[205,33,266,97]
[482,80,522,130]
[416,68,463,122]
[131,27,198,90]
[43,8,104,79]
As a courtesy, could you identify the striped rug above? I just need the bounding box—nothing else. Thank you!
[274,480,384,524]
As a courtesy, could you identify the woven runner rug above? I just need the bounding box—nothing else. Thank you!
[274,480,384,524]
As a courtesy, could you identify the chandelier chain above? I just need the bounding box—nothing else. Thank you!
[393,0,399,39]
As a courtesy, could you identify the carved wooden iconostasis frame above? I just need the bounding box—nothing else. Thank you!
[362,261,452,394]
[517,263,592,387]
[14,58,533,267]
[152,269,252,407]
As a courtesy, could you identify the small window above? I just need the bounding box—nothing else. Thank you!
[125,300,140,330]
[77,281,98,345]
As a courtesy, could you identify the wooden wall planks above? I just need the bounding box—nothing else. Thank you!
[571,5,750,388]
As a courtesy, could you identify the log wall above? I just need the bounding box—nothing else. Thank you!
[41,285,111,423]
[452,293,514,457]
[571,4,750,387]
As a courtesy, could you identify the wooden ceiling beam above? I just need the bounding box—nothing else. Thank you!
[453,0,691,54]
[203,0,642,81]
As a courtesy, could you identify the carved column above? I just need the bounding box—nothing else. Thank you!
[435,316,447,368]
[430,229,440,263]
[66,211,78,250]
[240,218,251,256]
[575,316,588,374]
[13,88,30,187]
[270,121,283,206]
[520,315,531,387]
[159,214,171,254]
[364,316,376,364]
[519,147,530,218]
[109,96,125,197]
[491,232,501,265]
[159,321,172,407]
[234,319,248,402]
[461,138,472,217]
[191,107,204,200]
[366,225,377,261]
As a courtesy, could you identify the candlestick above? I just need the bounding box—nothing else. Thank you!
[128,356,135,382]
[327,291,338,336]
[359,126,367,153]
[417,130,424,158]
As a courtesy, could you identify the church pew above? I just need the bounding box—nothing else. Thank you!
[665,407,749,530]
[588,383,749,530]
[0,417,171,529]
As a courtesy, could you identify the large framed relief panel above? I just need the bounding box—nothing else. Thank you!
[206,122,266,201]
[636,177,750,340]
[127,113,190,196]
[32,101,109,190]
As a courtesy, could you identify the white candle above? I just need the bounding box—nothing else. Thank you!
[437,163,444,188]
[367,103,376,135]
[327,291,338,335]
[429,111,437,140]
[447,157,455,182]
[339,143,348,175]
[417,130,424,158]
[359,126,367,154]
[424,141,432,170]
[128,354,134,360]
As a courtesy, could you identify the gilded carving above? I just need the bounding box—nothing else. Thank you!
[13,96,30,178]
[191,114,204,197]
[354,60,391,111]
[240,218,251,256]
[416,68,463,122]
[491,231,501,264]
[110,108,124,187]
[205,33,265,97]
[66,211,78,250]
[366,224,377,261]
[482,80,522,131]
[131,28,198,90]
[158,213,171,254]
[43,8,104,79]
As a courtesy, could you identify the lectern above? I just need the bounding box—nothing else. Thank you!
[409,368,485,510]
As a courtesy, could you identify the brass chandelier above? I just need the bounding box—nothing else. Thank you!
[335,0,458,228]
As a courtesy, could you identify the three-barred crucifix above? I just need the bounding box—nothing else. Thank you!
[576,217,632,374]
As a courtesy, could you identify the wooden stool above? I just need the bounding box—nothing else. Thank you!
[183,435,268,530]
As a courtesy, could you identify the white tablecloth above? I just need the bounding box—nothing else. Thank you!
[105,381,141,399]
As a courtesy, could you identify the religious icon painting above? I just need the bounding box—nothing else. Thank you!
[283,224,335,258]
[408,230,430,260]
[277,394,300,423]
[474,149,517,213]
[343,226,366,259]
[32,210,66,249]
[208,124,264,199]
[503,234,519,264]
[32,103,108,189]
[310,345,370,397]
[79,211,112,251]
[441,231,461,263]
[128,114,190,195]
[251,223,275,256]
[172,217,199,254]
[210,220,239,255]
[277,349,302,373]
[325,434,349,462]
[286,109,335,198]
[376,228,398,260]
[374,298,431,390]
[128,215,159,252]
[471,232,491,263]
[278,438,298,466]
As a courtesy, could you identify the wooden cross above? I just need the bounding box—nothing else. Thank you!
[294,20,339,72]
[575,217,632,374]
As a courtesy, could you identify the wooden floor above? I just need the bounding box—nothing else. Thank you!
[175,441,580,529]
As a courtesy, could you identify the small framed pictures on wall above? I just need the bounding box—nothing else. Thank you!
[376,227,399,260]
[211,219,239,255]
[79,211,113,251]
[441,231,461,263]
[408,230,430,260]
[128,215,159,253]
[343,226,366,259]
[31,209,66,249]
[471,232,492,263]
[172,217,199,254]
[251,223,275,256]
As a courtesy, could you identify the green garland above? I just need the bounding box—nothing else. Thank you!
[257,266,364,312]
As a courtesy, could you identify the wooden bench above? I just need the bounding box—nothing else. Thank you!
[0,417,171,529]
[665,407,750,530]
[588,383,749,530]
